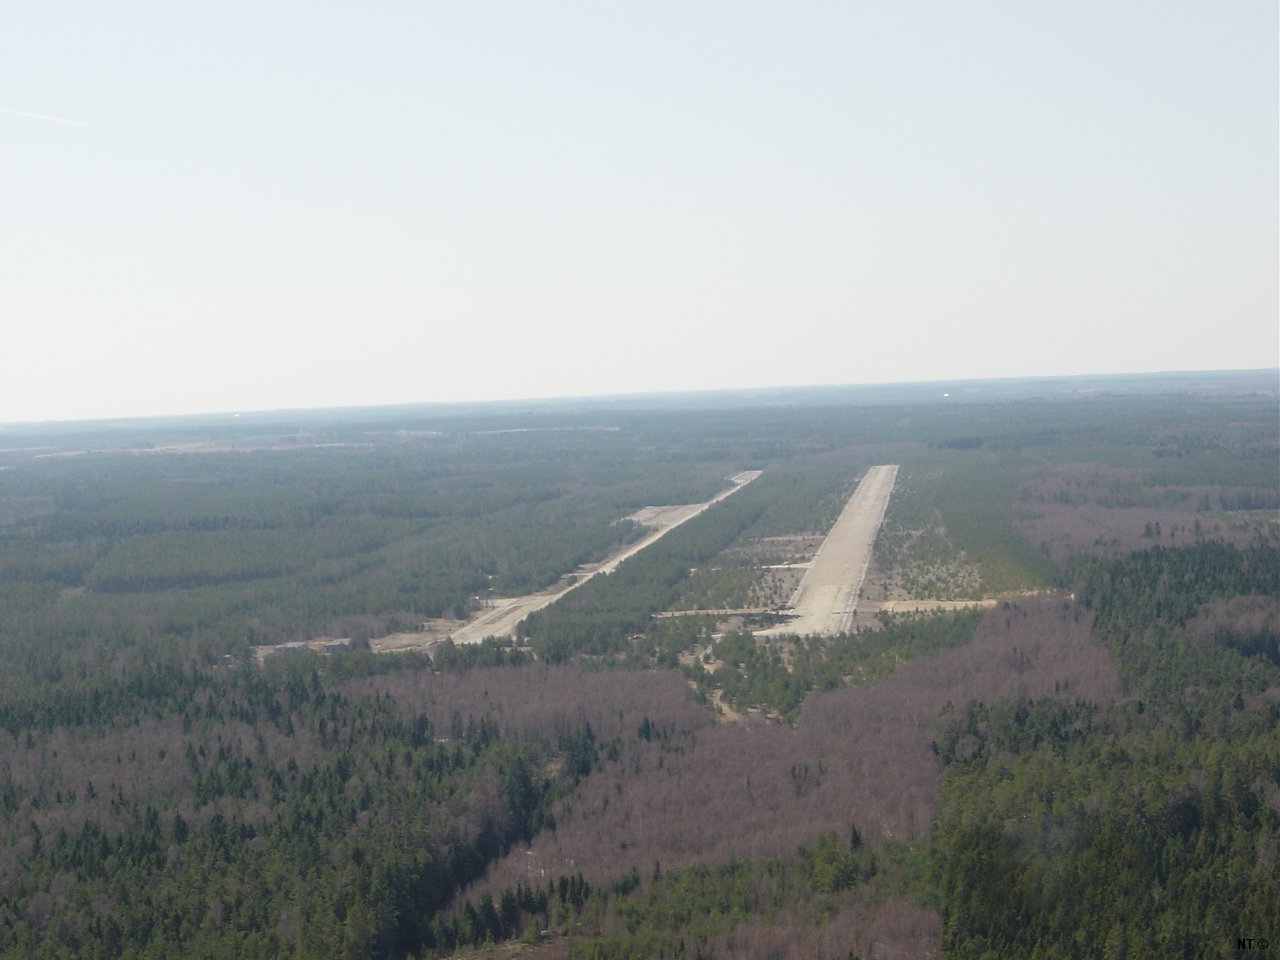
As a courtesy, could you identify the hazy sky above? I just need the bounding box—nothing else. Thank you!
[4,2,1277,422]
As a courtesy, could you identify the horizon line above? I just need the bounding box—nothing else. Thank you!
[2,366,1275,430]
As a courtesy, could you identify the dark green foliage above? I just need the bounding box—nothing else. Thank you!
[933,697,1103,765]
[934,542,1280,959]
[1076,542,1278,649]
[519,478,775,660]
[798,831,878,893]
[705,610,985,721]
[0,654,563,959]
[0,375,1275,959]
[447,840,902,959]
[1073,543,1280,708]
[0,425,733,695]
[430,638,531,672]
[936,710,1280,959]
[924,461,1058,593]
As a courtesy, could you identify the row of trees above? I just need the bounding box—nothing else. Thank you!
[518,478,777,660]
[700,609,985,721]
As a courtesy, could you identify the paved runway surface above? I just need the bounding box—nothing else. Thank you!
[762,464,898,637]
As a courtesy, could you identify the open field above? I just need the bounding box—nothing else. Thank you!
[761,465,897,636]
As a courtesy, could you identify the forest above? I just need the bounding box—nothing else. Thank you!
[0,370,1276,958]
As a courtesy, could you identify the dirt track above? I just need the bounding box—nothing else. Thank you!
[436,470,762,645]
[761,465,898,637]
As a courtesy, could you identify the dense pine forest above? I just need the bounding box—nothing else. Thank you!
[0,371,1276,958]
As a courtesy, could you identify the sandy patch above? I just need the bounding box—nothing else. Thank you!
[760,465,897,637]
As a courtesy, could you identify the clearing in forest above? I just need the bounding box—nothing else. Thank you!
[760,464,898,637]
[373,470,762,650]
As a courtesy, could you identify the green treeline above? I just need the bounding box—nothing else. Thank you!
[698,610,985,721]
[934,542,1280,959]
[0,434,724,692]
[445,836,899,960]
[919,460,1057,594]
[519,478,777,660]
[1074,541,1279,677]
[0,652,595,959]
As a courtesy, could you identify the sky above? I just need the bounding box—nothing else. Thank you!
[3,1,1277,423]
